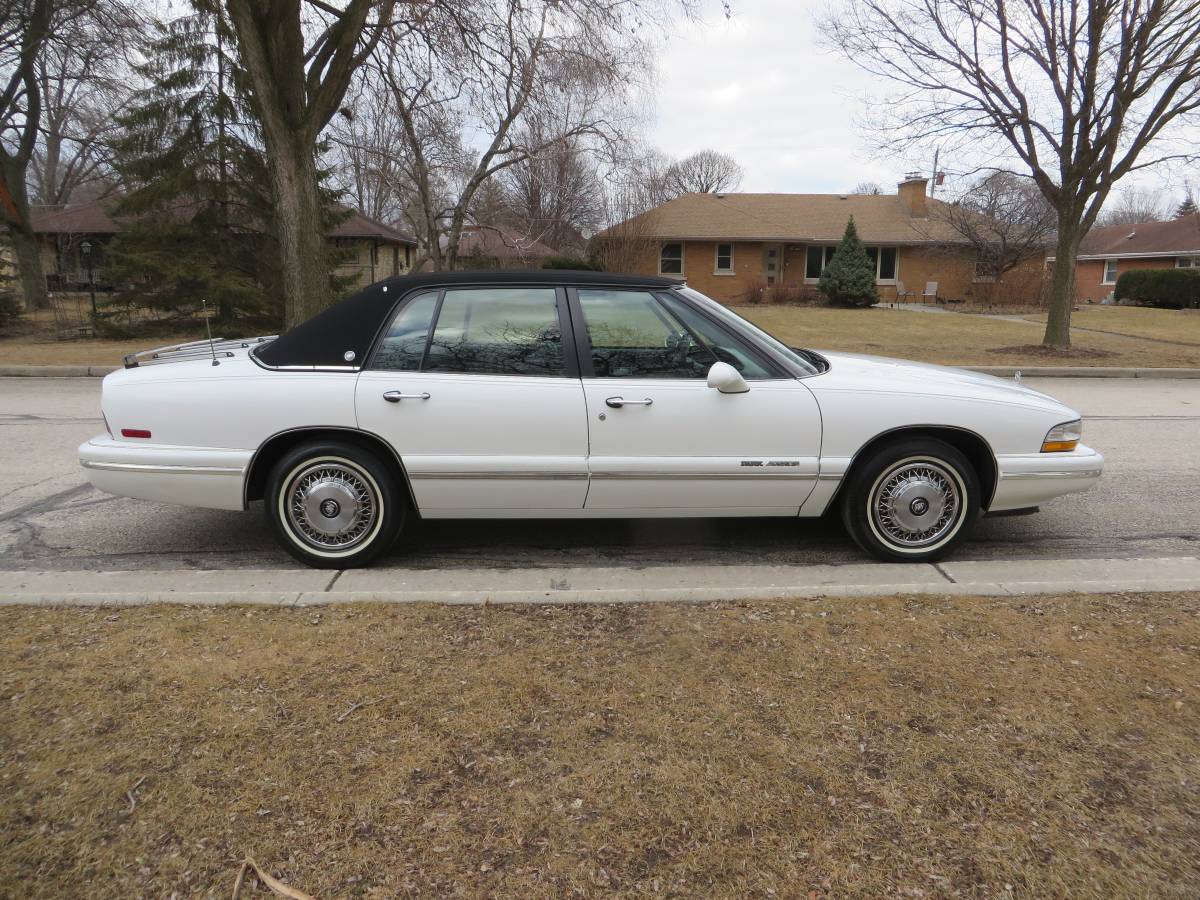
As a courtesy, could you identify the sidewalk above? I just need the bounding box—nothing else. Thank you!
[4,556,1199,605]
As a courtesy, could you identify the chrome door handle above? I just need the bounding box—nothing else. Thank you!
[383,391,430,403]
[605,397,653,408]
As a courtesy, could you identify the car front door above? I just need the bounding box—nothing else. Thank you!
[572,288,822,514]
[355,286,589,515]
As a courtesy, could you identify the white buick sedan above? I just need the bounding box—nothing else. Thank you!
[79,271,1102,568]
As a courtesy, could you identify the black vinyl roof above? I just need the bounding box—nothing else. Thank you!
[254,269,683,369]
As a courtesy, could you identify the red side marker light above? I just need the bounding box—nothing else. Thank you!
[121,428,152,439]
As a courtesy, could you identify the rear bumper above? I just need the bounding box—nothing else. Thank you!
[990,444,1103,512]
[78,436,251,511]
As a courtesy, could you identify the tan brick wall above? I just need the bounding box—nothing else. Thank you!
[1073,256,1177,303]
[619,240,1045,305]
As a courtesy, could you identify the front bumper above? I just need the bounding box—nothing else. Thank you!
[990,444,1103,512]
[78,436,251,511]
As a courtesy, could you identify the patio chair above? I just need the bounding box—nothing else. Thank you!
[894,280,916,303]
[921,281,940,304]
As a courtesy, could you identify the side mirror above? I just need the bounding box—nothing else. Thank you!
[707,361,749,394]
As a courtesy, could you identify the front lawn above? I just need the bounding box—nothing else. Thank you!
[4,303,1200,369]
[2,593,1197,897]
[735,304,1200,368]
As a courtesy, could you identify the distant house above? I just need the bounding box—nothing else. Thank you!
[594,177,1045,304]
[27,199,417,295]
[452,225,559,269]
[1063,217,1200,303]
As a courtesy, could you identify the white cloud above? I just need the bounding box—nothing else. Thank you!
[648,0,910,193]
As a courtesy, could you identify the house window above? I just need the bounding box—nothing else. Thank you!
[878,247,897,280]
[973,260,997,283]
[1103,259,1118,283]
[659,242,683,275]
[805,246,823,279]
[805,245,897,281]
[714,243,734,274]
[1177,257,1199,268]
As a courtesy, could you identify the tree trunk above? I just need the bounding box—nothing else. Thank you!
[1,161,50,311]
[263,130,331,329]
[1043,216,1084,349]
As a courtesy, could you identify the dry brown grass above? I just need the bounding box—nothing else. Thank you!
[2,593,1198,898]
[735,305,1200,368]
[1018,305,1200,345]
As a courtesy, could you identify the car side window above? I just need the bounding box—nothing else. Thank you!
[372,291,438,371]
[658,292,774,379]
[577,289,716,378]
[424,288,564,376]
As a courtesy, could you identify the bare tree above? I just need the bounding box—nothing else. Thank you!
[931,171,1055,301]
[3,0,58,310]
[29,5,140,208]
[498,133,602,253]
[374,0,659,271]
[222,0,398,327]
[851,181,883,195]
[822,0,1200,348]
[588,145,670,271]
[1097,186,1169,227]
[662,148,742,196]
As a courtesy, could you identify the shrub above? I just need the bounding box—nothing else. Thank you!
[818,217,878,307]
[1114,268,1200,309]
[542,255,601,271]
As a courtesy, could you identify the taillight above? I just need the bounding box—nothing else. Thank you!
[121,428,152,439]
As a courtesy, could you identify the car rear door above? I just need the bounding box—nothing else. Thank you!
[572,288,822,514]
[355,285,589,515]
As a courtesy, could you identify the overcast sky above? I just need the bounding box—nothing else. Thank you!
[647,0,917,195]
[645,0,1196,203]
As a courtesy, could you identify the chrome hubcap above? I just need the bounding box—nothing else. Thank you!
[285,462,377,550]
[872,460,961,548]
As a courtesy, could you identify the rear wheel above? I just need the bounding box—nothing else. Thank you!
[841,438,980,562]
[265,441,406,569]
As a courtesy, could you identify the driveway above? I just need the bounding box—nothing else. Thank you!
[1,375,1197,576]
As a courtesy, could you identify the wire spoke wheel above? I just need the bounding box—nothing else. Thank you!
[284,460,379,552]
[869,458,964,550]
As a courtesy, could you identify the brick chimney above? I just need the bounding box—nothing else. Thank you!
[897,175,929,217]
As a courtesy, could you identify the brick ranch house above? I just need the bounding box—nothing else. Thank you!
[1059,216,1200,303]
[594,177,1045,304]
[25,199,417,298]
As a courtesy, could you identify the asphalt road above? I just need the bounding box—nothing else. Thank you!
[1,376,1197,572]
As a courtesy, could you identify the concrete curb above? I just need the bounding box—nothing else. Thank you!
[2,557,1197,606]
[3,363,1199,379]
[965,366,1200,378]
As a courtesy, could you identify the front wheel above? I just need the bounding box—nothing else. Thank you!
[841,438,980,563]
[265,441,407,569]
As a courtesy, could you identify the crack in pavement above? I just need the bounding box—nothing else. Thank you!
[0,483,95,525]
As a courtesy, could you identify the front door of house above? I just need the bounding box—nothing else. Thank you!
[762,244,783,285]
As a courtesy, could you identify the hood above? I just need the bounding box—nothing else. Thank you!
[809,350,1076,415]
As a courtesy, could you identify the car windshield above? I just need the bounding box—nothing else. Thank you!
[677,287,822,376]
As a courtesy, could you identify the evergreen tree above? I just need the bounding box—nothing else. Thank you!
[1175,195,1198,219]
[818,216,878,307]
[104,7,273,325]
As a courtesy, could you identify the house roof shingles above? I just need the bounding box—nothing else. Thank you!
[1077,216,1200,258]
[601,192,968,245]
[30,200,417,245]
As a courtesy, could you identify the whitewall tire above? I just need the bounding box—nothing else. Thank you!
[265,441,406,568]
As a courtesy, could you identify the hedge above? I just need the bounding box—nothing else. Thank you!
[1113,267,1200,309]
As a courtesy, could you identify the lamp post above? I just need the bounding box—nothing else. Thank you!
[79,240,97,317]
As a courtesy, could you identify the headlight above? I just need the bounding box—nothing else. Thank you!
[1041,419,1082,452]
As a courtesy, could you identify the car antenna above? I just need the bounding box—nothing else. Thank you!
[203,298,220,366]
